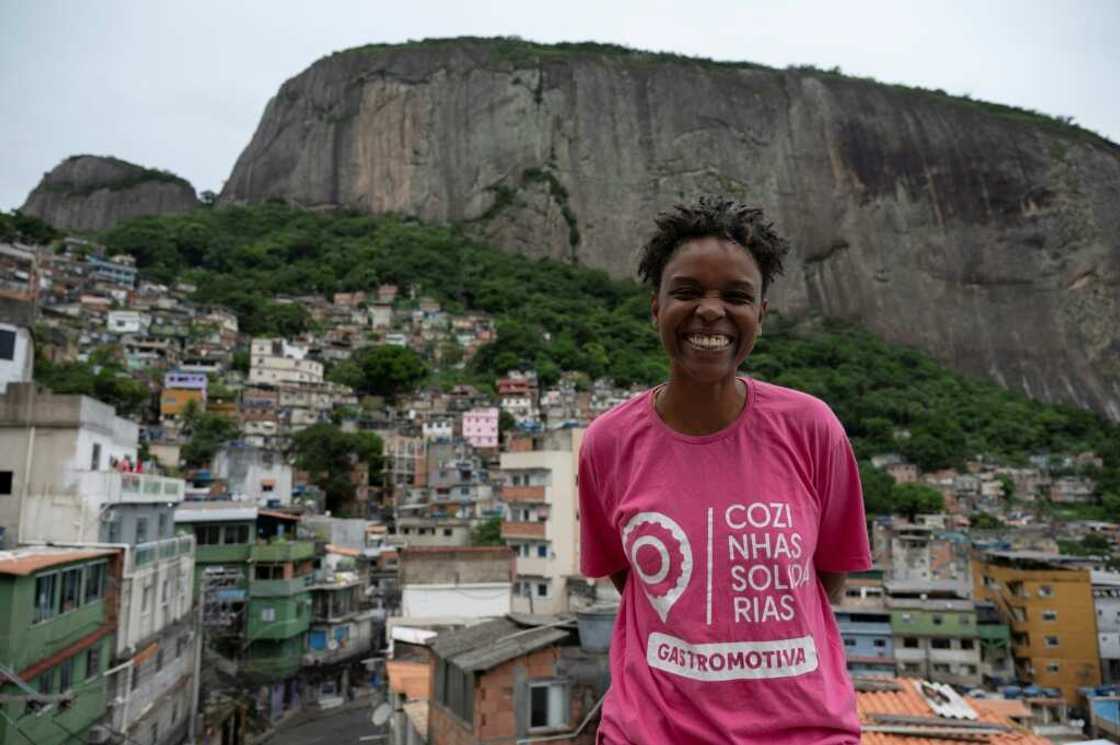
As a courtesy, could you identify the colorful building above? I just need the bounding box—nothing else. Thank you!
[0,547,123,745]
[973,550,1102,703]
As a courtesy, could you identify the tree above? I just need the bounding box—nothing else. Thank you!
[180,403,239,468]
[969,512,1005,530]
[471,517,503,546]
[891,483,945,520]
[291,423,382,514]
[341,345,429,398]
[859,462,897,516]
[995,474,1015,501]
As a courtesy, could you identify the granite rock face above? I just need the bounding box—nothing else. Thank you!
[221,40,1120,420]
[22,155,199,233]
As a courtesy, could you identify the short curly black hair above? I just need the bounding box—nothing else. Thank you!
[637,196,791,295]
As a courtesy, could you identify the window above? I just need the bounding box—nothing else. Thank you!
[60,567,82,612]
[900,613,913,624]
[59,657,74,692]
[261,607,276,622]
[161,580,170,611]
[902,662,922,673]
[903,637,919,648]
[844,638,856,647]
[158,513,168,539]
[224,525,247,544]
[0,470,12,495]
[136,517,149,545]
[177,636,188,658]
[536,582,549,598]
[90,443,101,471]
[931,638,951,650]
[960,638,975,650]
[529,682,568,730]
[195,525,222,545]
[142,584,153,613]
[931,614,943,626]
[538,544,548,558]
[932,663,951,674]
[107,519,121,543]
[0,328,15,360]
[34,573,57,623]
[37,671,52,695]
[85,646,101,681]
[1044,635,1060,648]
[1042,610,1058,622]
[1046,661,1061,673]
[84,563,105,603]
[150,722,158,745]
[443,528,452,537]
[156,649,164,672]
[1038,585,1054,598]
[873,639,887,648]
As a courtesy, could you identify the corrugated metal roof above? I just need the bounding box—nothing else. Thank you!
[429,617,572,672]
[858,678,1054,745]
[0,547,117,576]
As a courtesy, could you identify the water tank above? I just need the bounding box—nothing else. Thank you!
[577,604,618,652]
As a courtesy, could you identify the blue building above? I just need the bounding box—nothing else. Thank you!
[834,584,896,677]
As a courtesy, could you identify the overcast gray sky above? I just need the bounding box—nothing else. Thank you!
[2,0,1117,211]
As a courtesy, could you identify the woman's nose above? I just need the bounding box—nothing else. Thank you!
[696,297,725,321]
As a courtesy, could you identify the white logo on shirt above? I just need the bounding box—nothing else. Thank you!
[622,512,693,623]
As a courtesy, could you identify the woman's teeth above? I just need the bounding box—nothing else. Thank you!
[686,334,731,350]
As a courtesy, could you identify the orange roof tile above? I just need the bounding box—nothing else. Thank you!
[858,679,1053,745]
[0,548,118,576]
[325,544,360,558]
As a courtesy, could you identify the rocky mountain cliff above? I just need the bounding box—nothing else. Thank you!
[22,155,199,233]
[221,39,1120,421]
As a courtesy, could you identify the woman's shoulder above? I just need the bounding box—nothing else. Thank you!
[583,388,655,447]
[749,378,847,438]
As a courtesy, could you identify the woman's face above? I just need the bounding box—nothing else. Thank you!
[651,236,767,388]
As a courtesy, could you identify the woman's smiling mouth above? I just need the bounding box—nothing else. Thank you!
[684,333,733,351]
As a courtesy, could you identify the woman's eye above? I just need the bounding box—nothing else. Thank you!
[671,289,700,299]
[725,293,753,304]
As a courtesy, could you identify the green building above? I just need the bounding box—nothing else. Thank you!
[175,504,315,718]
[888,587,983,688]
[0,547,121,745]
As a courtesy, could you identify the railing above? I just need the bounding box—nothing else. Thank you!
[502,485,547,503]
[502,521,547,539]
[251,540,315,563]
[80,470,186,504]
[250,576,314,597]
[131,534,195,571]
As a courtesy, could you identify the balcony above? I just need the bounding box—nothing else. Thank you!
[251,540,315,563]
[929,648,981,664]
[196,542,252,563]
[80,471,185,504]
[514,556,551,577]
[131,535,195,572]
[250,575,315,597]
[501,521,546,540]
[503,485,547,503]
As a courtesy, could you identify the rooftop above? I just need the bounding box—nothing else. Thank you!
[0,547,118,576]
[429,616,574,672]
[175,502,258,523]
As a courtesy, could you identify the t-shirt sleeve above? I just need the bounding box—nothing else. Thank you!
[578,434,628,578]
[813,435,872,573]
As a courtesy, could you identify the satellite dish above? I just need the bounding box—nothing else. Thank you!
[371,702,391,726]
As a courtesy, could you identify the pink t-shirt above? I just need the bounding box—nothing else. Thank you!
[579,378,871,744]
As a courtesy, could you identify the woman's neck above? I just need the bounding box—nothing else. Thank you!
[655,376,746,435]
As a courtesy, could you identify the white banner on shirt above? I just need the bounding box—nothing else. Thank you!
[646,632,818,681]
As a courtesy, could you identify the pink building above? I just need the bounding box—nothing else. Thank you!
[462,407,499,449]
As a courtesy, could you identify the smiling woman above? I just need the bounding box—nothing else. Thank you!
[578,197,872,744]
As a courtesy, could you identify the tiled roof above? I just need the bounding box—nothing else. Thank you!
[0,547,117,576]
[858,678,1053,745]
[325,544,360,557]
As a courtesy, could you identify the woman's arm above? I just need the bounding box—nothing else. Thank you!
[818,571,847,605]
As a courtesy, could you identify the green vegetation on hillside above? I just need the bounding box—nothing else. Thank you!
[42,156,192,197]
[0,210,62,244]
[98,203,1120,490]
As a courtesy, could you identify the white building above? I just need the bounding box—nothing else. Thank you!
[0,323,33,395]
[212,442,293,506]
[398,546,512,618]
[249,337,324,385]
[106,310,152,335]
[0,383,197,745]
[421,418,454,442]
[1095,571,1120,684]
[500,428,584,614]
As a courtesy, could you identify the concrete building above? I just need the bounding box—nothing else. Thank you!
[833,584,897,678]
[1094,571,1120,684]
[973,550,1102,703]
[462,408,498,450]
[249,338,323,386]
[398,547,513,618]
[0,322,33,395]
[499,428,583,615]
[0,547,124,745]
[106,310,151,336]
[887,586,983,688]
[212,442,293,506]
